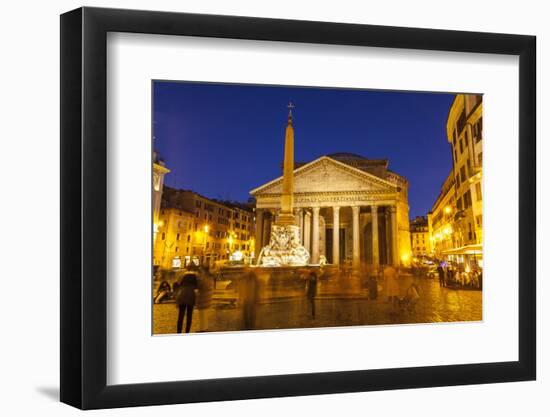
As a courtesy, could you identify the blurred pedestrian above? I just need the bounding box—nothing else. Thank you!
[240,271,259,330]
[471,270,479,288]
[445,266,454,286]
[404,282,421,313]
[306,271,318,318]
[437,263,445,287]
[384,265,400,307]
[174,272,198,333]
[460,270,466,286]
[368,267,379,300]
[196,272,214,332]
[342,261,353,279]
[154,280,172,304]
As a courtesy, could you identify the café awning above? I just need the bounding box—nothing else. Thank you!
[442,244,483,256]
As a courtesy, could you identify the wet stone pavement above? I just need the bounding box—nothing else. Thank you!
[153,275,482,335]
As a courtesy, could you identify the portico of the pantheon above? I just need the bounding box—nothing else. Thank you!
[250,153,412,267]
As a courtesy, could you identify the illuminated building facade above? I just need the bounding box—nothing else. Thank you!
[428,94,483,266]
[153,207,196,269]
[428,172,456,257]
[410,216,431,257]
[447,94,483,250]
[155,187,255,268]
[251,152,412,267]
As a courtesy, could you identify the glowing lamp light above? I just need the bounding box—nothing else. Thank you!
[230,250,244,261]
[444,206,452,214]
[203,225,209,233]
[171,256,182,269]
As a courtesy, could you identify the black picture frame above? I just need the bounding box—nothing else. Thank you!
[60,6,536,410]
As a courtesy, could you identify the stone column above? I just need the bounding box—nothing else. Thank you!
[390,205,399,266]
[352,206,360,268]
[295,208,304,243]
[332,206,340,265]
[311,206,320,264]
[320,215,326,258]
[371,205,379,266]
[304,211,311,253]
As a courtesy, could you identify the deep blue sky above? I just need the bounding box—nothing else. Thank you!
[153,81,455,218]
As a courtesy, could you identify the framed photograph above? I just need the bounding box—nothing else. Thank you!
[60,6,536,409]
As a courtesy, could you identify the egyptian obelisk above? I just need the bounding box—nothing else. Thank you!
[257,103,310,266]
[276,103,297,225]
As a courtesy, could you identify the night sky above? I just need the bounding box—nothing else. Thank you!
[153,81,455,218]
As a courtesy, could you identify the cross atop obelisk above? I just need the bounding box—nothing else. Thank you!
[287,101,295,119]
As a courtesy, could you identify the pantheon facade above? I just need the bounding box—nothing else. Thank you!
[250,153,411,267]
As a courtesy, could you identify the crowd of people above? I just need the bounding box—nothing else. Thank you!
[153,258,482,333]
[153,265,320,333]
[436,262,483,289]
[369,264,421,313]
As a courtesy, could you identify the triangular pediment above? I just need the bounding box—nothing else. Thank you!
[250,156,397,196]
